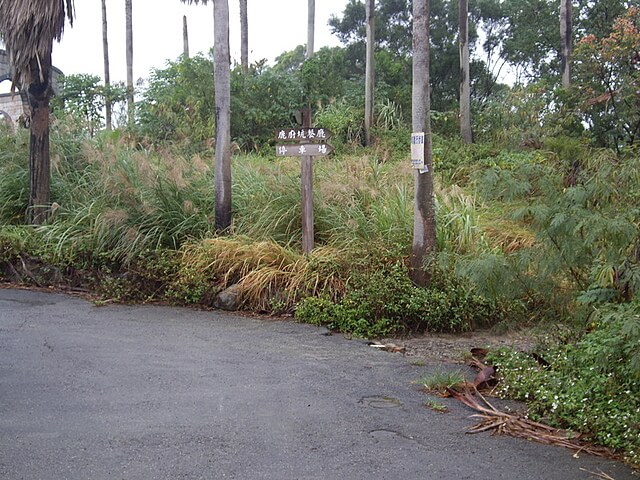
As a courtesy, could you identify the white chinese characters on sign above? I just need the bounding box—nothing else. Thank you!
[275,143,333,157]
[276,128,330,141]
[275,127,333,157]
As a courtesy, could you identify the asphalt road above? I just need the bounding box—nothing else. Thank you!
[0,288,635,479]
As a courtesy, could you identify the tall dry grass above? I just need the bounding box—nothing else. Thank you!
[174,236,354,311]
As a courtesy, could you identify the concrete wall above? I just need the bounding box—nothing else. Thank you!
[0,49,11,82]
[0,93,27,129]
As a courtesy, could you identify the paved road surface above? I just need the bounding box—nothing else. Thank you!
[0,288,635,479]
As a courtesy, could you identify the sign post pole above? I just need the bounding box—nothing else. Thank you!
[275,116,332,254]
[301,108,314,254]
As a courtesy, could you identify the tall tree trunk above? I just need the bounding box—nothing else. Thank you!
[560,0,572,87]
[364,0,375,146]
[459,0,472,143]
[239,0,248,72]
[125,0,134,125]
[410,0,436,287]
[101,0,112,130]
[183,15,190,58]
[307,0,315,59]
[27,52,53,224]
[214,0,232,231]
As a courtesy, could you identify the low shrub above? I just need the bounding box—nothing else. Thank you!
[295,261,499,338]
[95,249,181,302]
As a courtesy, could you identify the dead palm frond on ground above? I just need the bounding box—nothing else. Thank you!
[447,386,620,461]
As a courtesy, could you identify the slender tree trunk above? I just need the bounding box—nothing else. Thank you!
[27,52,53,224]
[459,0,472,143]
[364,0,375,146]
[560,0,572,87]
[101,0,112,130]
[214,0,232,231]
[183,15,190,58]
[307,0,315,59]
[410,0,436,287]
[240,0,248,72]
[125,0,134,125]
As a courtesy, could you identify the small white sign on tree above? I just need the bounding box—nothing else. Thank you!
[411,132,428,172]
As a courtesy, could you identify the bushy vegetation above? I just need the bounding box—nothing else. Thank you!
[295,261,498,337]
[487,300,640,467]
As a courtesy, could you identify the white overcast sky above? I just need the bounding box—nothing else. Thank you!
[50,0,349,84]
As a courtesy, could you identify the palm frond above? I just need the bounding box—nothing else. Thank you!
[0,0,74,89]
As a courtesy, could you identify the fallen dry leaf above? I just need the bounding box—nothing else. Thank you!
[472,366,496,389]
[470,347,490,360]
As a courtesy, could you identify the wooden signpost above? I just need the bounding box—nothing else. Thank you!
[275,110,333,254]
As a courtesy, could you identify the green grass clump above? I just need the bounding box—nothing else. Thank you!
[421,370,468,394]
[37,143,213,268]
[0,128,29,224]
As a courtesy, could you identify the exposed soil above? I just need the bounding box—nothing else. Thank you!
[380,330,537,364]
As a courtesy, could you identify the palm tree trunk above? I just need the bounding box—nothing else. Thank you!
[101,0,112,130]
[214,0,232,231]
[307,0,315,59]
[410,0,436,287]
[183,15,190,58]
[125,0,134,125]
[364,0,375,146]
[560,0,572,87]
[459,0,472,143]
[239,0,248,72]
[27,53,52,224]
